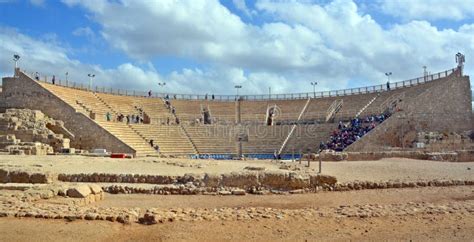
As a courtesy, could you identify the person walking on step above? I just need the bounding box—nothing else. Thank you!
[149,139,154,148]
[106,112,112,122]
[52,75,56,85]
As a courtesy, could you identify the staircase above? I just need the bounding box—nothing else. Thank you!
[278,98,311,155]
[129,124,196,155]
[93,93,119,116]
[90,93,156,156]
[37,80,156,156]
[355,94,379,117]
[326,99,343,122]
[163,99,199,154]
[97,121,157,156]
[379,92,405,114]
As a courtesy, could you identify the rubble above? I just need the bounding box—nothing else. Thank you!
[0,109,72,153]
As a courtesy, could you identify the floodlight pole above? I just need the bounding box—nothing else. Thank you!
[158,82,166,97]
[311,82,317,97]
[88,73,95,90]
[423,66,427,82]
[13,54,20,77]
[385,72,392,83]
[234,85,242,97]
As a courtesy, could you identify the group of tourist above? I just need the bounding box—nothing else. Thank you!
[324,113,390,152]
[105,107,146,124]
[164,96,180,125]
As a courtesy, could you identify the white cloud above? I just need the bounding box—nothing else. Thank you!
[72,27,95,39]
[0,27,160,91]
[378,0,474,21]
[232,0,256,17]
[0,27,297,95]
[30,0,45,7]
[2,0,473,96]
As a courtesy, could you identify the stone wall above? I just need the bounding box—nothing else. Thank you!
[57,171,338,191]
[0,72,135,154]
[347,72,473,152]
[0,169,54,184]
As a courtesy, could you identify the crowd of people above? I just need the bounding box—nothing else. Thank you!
[324,113,391,152]
[105,106,146,124]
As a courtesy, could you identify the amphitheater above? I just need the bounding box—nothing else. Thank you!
[0,63,473,241]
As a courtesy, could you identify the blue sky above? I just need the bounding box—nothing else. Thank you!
[0,0,473,97]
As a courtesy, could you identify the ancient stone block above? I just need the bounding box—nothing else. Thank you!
[310,174,338,187]
[221,172,259,188]
[29,172,54,184]
[259,172,288,189]
[232,189,246,195]
[9,171,30,183]
[0,169,9,183]
[88,184,103,194]
[203,173,221,187]
[67,185,92,198]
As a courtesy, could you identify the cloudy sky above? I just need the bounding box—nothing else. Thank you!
[0,0,473,96]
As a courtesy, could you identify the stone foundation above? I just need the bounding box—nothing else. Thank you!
[58,172,337,191]
[0,169,54,184]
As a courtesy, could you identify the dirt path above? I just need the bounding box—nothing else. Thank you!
[91,186,474,209]
[1,155,472,183]
[1,186,472,241]
[1,213,473,242]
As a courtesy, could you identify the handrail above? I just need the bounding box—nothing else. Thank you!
[326,99,343,122]
[21,67,457,101]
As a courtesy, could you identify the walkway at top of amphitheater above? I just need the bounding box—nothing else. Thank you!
[24,67,459,102]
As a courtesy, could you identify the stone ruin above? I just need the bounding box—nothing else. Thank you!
[415,131,474,151]
[0,109,73,155]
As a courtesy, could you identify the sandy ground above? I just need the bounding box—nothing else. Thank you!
[89,186,474,209]
[0,155,472,183]
[0,155,283,175]
[2,186,474,241]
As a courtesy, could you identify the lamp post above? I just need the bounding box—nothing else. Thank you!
[234,85,242,97]
[13,54,20,69]
[422,66,427,82]
[385,72,392,82]
[13,54,20,77]
[88,73,95,90]
[310,82,317,97]
[158,82,166,97]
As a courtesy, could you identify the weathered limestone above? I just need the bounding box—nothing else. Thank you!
[0,73,135,155]
[0,169,54,184]
[66,184,105,204]
[67,184,92,198]
[347,72,472,152]
[0,109,72,152]
[221,172,259,188]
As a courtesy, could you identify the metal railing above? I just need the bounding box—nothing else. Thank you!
[22,67,457,101]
